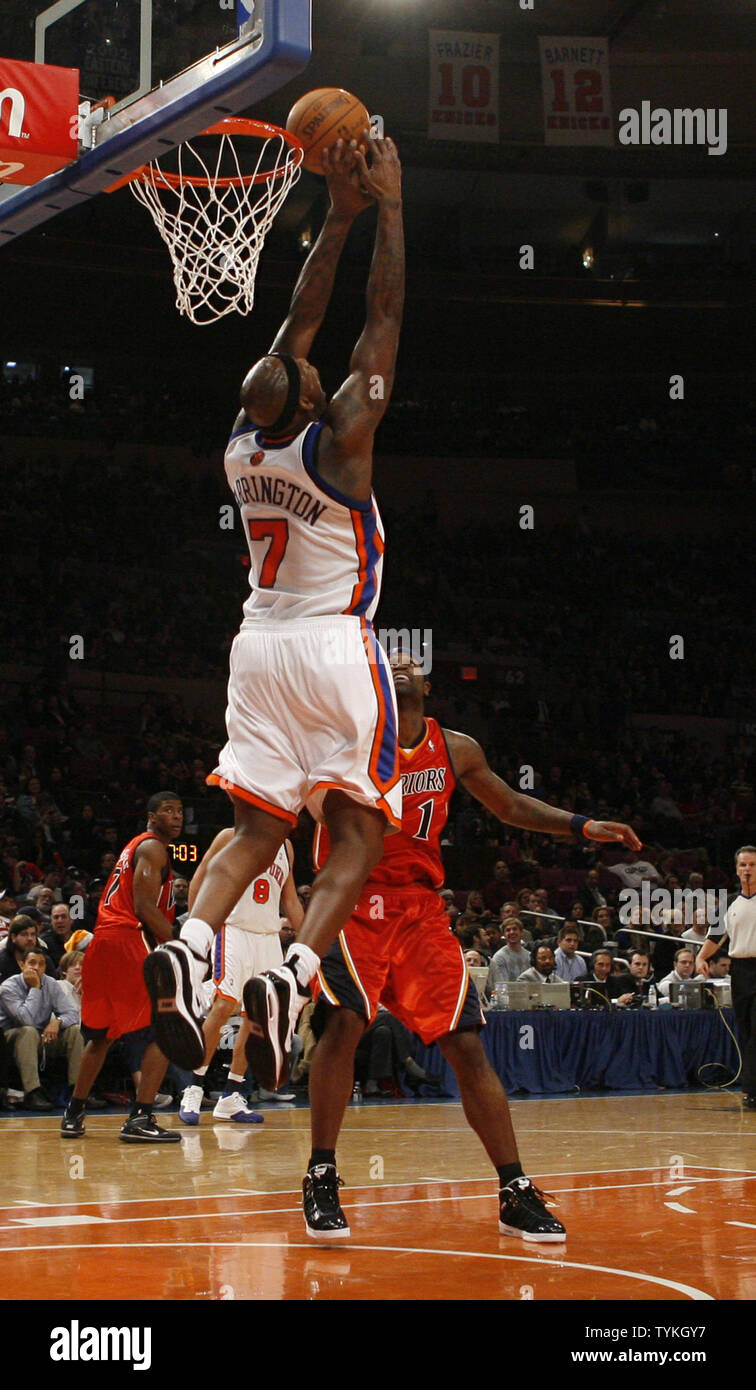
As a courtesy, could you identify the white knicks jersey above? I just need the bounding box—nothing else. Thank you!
[225,843,291,935]
[225,419,385,623]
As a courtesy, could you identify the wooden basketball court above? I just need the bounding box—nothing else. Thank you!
[1,1092,753,1301]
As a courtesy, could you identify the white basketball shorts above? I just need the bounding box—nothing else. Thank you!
[208,615,401,830]
[213,925,284,1006]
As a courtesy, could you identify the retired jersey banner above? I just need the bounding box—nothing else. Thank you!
[538,37,613,146]
[428,30,500,144]
[0,58,79,185]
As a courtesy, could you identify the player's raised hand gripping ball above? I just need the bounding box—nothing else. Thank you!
[322,139,374,217]
[352,136,402,205]
[286,88,370,173]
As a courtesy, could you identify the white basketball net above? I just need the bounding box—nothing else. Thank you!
[130,125,303,325]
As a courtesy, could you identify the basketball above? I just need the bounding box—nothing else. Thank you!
[286,87,370,173]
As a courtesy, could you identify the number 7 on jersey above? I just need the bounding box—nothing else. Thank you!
[245,518,290,587]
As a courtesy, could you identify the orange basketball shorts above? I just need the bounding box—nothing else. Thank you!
[313,884,485,1045]
[81,927,153,1041]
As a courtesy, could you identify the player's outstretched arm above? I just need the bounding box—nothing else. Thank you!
[319,136,404,499]
[269,141,373,360]
[445,729,642,849]
[133,841,177,943]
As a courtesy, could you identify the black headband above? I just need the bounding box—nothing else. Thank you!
[267,352,302,432]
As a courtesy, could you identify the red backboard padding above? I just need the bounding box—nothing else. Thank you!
[0,57,79,186]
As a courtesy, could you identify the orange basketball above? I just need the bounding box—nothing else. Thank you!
[286,88,370,174]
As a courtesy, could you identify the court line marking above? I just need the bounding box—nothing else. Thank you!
[664,1202,696,1215]
[0,1165,748,1217]
[726,1221,756,1230]
[0,1238,714,1299]
[1,1174,751,1234]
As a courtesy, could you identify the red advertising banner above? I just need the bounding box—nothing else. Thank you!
[0,57,79,186]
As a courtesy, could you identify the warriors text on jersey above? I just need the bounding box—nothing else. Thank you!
[225,419,386,623]
[225,843,290,934]
[95,832,175,932]
[314,716,455,889]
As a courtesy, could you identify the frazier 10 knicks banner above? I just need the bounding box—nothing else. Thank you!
[428,31,500,144]
[0,58,80,186]
[538,37,613,146]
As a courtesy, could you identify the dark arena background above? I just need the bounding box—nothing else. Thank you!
[0,0,754,1337]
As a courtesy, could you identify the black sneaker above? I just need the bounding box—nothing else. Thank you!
[143,941,207,1071]
[303,1164,350,1240]
[24,1088,53,1111]
[498,1177,566,1243]
[244,964,307,1093]
[119,1112,181,1143]
[61,1106,85,1138]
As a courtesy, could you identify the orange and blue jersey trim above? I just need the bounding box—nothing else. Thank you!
[345,507,383,616]
[360,619,399,794]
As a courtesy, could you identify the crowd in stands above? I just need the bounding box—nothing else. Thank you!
[2,370,753,487]
[1,399,754,1107]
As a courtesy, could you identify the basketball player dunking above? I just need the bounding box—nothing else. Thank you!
[303,651,642,1241]
[61,792,184,1143]
[177,831,303,1124]
[144,136,405,1088]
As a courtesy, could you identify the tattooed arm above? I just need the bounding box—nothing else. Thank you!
[270,141,373,359]
[318,137,404,501]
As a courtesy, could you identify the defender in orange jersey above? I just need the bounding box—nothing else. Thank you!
[60,791,184,1144]
[303,651,643,1244]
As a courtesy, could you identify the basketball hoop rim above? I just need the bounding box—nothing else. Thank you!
[106,118,303,193]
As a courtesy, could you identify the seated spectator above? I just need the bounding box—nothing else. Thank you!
[500,900,532,943]
[518,944,559,985]
[279,917,297,953]
[464,949,483,968]
[485,922,502,955]
[461,924,492,962]
[464,889,490,922]
[582,948,615,999]
[172,877,190,927]
[708,949,731,980]
[579,868,607,916]
[482,860,512,914]
[593,906,616,940]
[613,949,654,1007]
[489,918,532,985]
[0,915,55,982]
[356,1007,441,1097]
[681,908,709,952]
[554,923,588,982]
[41,901,75,969]
[657,948,704,1000]
[57,950,84,1013]
[606,849,662,889]
[0,947,83,1109]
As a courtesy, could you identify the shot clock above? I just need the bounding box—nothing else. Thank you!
[169,843,198,865]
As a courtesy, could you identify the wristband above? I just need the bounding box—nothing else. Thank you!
[570,813,590,837]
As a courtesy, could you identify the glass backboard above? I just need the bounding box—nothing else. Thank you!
[0,0,311,241]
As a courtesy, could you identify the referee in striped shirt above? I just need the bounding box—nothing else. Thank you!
[695,845,756,1110]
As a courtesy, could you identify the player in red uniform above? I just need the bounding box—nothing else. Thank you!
[303,651,642,1242]
[60,791,184,1143]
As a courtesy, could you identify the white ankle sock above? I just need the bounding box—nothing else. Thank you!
[180,918,214,958]
[285,942,320,988]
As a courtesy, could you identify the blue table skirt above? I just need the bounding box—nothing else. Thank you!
[414,1008,739,1096]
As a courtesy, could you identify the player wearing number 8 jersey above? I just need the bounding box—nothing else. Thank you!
[145,135,406,1091]
[303,651,643,1242]
[177,834,303,1125]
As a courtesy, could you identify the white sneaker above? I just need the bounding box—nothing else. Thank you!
[212,1091,264,1124]
[258,1086,296,1102]
[143,940,209,1071]
[179,1084,204,1126]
